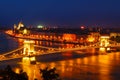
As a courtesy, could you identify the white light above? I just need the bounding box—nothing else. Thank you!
[107,48,110,51]
[37,25,43,28]
[100,36,110,38]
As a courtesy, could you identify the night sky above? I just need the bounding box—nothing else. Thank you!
[0,0,120,28]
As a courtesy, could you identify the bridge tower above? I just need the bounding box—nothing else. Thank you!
[99,36,110,53]
[100,36,110,47]
[23,40,35,55]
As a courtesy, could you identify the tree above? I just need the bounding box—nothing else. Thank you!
[0,65,28,80]
[40,67,61,80]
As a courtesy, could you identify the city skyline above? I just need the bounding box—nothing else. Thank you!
[0,0,120,28]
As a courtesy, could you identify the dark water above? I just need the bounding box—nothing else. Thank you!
[0,32,19,54]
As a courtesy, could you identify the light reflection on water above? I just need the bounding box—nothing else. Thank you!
[13,52,120,80]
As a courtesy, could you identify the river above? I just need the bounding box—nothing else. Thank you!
[0,32,120,80]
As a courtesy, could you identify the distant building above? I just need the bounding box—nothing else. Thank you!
[110,33,120,38]
[62,33,76,41]
[13,22,30,35]
[87,32,100,43]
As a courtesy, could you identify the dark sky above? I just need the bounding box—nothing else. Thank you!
[0,0,120,28]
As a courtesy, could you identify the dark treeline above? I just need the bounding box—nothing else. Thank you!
[0,65,61,80]
[0,65,28,80]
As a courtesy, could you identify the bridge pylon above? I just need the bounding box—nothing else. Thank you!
[100,36,110,47]
[23,40,35,56]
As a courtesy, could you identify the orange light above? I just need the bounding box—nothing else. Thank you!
[87,36,95,42]
[99,47,106,52]
[62,34,76,41]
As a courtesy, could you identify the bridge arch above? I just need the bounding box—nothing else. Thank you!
[100,36,110,47]
[23,40,35,55]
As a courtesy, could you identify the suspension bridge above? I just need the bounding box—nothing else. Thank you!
[0,39,120,62]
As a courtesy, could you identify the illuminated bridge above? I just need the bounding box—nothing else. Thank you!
[0,39,120,62]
